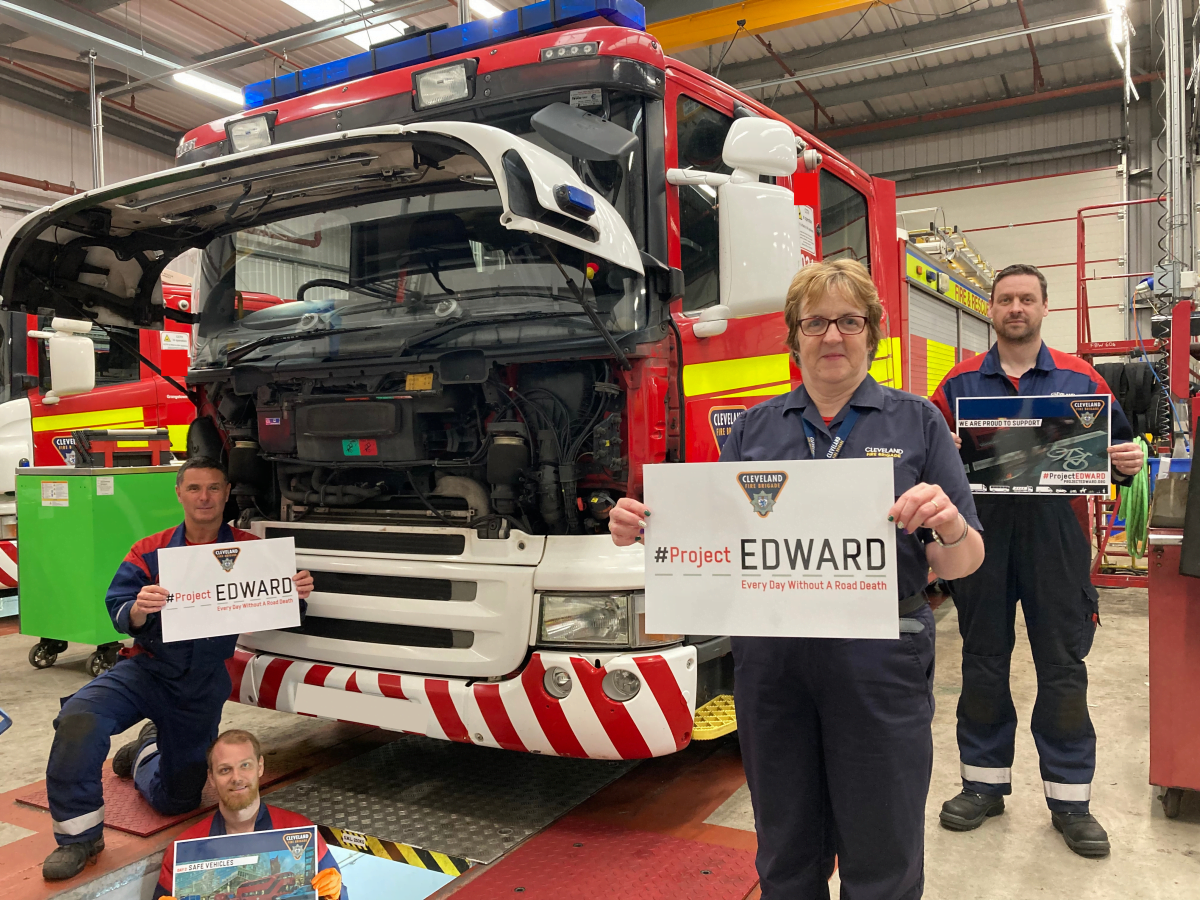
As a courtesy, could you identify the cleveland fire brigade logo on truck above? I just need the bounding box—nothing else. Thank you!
[283,831,311,860]
[738,471,788,518]
[1070,398,1106,428]
[212,547,241,572]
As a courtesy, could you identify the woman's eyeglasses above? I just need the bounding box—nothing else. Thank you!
[798,315,868,337]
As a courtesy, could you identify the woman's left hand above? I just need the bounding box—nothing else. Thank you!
[889,482,963,540]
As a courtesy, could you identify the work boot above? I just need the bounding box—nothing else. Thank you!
[939,790,1005,831]
[1052,811,1111,858]
[111,721,156,778]
[42,836,104,880]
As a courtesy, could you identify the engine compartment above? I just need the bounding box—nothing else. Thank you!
[197,358,627,537]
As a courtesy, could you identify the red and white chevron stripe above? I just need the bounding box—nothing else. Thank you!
[225,645,697,759]
[0,541,17,589]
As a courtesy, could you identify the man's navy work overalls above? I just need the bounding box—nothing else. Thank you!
[723,376,981,900]
[46,522,261,846]
[932,342,1134,813]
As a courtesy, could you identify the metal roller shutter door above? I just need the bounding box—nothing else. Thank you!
[909,288,959,397]
[961,315,990,359]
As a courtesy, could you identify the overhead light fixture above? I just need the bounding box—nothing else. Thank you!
[278,0,408,49]
[173,71,245,106]
[470,0,503,15]
[1104,0,1138,102]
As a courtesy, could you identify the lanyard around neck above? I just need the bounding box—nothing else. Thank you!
[802,407,861,459]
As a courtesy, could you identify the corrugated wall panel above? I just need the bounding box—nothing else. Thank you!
[0,97,171,239]
[962,315,990,354]
[846,106,1123,196]
[899,168,1123,353]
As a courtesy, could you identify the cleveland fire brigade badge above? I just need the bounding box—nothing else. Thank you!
[1070,398,1106,428]
[282,831,312,860]
[212,547,241,572]
[738,471,788,518]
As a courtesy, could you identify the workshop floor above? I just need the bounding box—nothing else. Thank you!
[0,589,1196,900]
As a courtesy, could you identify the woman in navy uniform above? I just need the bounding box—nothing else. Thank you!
[611,259,984,899]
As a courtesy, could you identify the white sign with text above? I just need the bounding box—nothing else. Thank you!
[643,458,899,639]
[158,538,300,642]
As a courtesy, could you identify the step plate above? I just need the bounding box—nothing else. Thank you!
[267,734,636,863]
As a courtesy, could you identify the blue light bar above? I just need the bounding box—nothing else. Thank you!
[242,0,647,109]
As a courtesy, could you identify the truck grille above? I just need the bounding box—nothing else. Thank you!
[311,571,477,602]
[287,616,473,649]
[266,525,466,556]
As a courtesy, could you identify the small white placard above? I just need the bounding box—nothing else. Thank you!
[570,88,602,108]
[96,476,115,496]
[160,331,190,351]
[797,205,817,256]
[41,481,69,507]
[158,538,300,643]
[643,458,899,639]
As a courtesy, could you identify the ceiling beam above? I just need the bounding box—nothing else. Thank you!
[819,74,1156,149]
[718,0,1096,86]
[769,32,1138,118]
[878,138,1123,184]
[645,0,902,55]
[0,64,177,157]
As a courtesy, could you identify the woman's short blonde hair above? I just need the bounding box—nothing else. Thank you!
[784,258,885,358]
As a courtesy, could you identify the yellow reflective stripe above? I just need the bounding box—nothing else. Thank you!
[870,336,903,389]
[682,353,791,398]
[925,339,956,397]
[396,843,424,868]
[716,385,791,399]
[31,407,144,433]
[167,423,189,452]
[116,441,149,448]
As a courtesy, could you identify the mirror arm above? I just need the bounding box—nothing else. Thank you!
[95,324,198,406]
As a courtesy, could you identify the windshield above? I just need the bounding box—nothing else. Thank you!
[192,93,649,369]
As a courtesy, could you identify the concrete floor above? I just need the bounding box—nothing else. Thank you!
[701,590,1200,898]
[2,588,1199,899]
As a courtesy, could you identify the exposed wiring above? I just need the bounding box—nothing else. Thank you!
[713,21,748,79]
[886,0,992,18]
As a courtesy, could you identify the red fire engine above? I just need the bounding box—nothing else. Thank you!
[0,0,995,757]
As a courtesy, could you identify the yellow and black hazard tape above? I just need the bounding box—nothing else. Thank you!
[319,824,473,876]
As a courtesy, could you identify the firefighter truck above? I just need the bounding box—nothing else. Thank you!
[0,0,995,759]
[0,288,196,615]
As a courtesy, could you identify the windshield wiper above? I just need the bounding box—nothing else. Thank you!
[395,311,584,356]
[225,325,383,365]
[542,244,632,370]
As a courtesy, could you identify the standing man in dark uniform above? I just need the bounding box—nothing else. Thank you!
[42,457,314,880]
[931,264,1144,858]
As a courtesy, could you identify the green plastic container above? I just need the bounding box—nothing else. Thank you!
[17,466,181,671]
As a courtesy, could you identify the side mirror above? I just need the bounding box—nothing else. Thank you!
[693,305,731,338]
[721,118,798,180]
[718,178,803,317]
[28,318,95,405]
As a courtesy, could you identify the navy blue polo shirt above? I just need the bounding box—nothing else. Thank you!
[931,341,1135,484]
[720,375,982,602]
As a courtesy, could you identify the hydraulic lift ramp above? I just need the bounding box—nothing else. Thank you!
[268,734,637,865]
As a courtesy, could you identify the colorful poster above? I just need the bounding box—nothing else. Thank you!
[172,826,318,900]
[955,394,1111,495]
[643,458,899,639]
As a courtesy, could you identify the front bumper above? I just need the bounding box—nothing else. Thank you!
[227,643,698,759]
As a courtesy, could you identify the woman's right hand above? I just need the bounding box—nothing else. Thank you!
[609,497,649,546]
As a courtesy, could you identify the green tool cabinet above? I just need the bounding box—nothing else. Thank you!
[17,466,181,675]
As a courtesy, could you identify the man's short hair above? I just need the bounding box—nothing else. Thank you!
[206,729,262,770]
[177,456,228,489]
[991,263,1048,303]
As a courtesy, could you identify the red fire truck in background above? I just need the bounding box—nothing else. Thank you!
[0,284,196,611]
[0,0,995,756]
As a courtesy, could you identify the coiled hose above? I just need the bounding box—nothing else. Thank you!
[1118,436,1151,561]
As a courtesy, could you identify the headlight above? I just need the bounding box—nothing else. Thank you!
[413,60,475,110]
[537,592,682,648]
[225,113,275,153]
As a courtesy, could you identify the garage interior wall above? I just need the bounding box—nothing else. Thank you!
[0,97,171,238]
[893,168,1124,354]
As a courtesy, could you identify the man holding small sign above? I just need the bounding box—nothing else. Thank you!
[42,458,313,881]
[931,264,1144,858]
